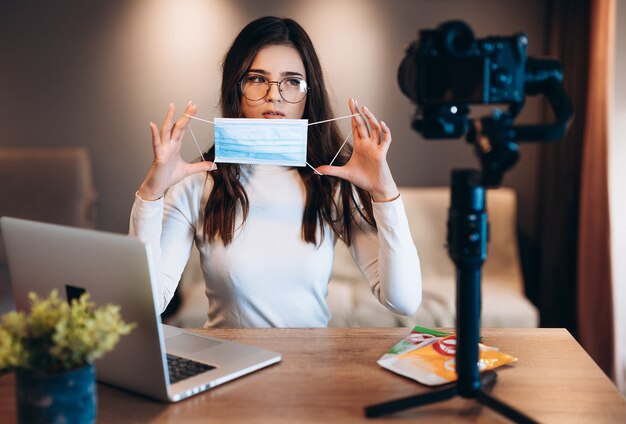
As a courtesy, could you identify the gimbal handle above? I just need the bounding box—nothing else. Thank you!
[512,57,574,141]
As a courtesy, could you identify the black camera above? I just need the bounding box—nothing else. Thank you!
[398,20,572,186]
[399,20,528,138]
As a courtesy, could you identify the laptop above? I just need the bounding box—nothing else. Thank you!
[0,217,281,402]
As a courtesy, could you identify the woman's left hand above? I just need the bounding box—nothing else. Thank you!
[316,99,400,202]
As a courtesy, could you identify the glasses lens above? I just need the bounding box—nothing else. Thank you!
[241,76,268,101]
[279,78,308,103]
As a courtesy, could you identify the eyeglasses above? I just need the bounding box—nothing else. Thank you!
[240,74,309,104]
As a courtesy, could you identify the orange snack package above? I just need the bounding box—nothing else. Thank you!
[378,335,517,386]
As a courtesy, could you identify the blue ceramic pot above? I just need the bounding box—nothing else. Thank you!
[15,364,97,424]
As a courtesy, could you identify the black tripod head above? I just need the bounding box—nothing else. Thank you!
[398,20,573,186]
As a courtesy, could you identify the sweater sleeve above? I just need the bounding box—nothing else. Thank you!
[128,179,199,313]
[348,195,422,316]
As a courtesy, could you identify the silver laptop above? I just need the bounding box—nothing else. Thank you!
[0,217,281,402]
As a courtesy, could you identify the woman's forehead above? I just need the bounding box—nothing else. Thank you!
[249,44,306,78]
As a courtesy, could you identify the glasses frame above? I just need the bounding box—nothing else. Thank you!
[239,75,310,104]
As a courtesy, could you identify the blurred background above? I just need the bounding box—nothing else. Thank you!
[0,0,547,234]
[0,0,624,393]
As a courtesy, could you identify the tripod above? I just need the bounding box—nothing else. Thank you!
[364,169,538,423]
[364,50,572,420]
[367,20,574,419]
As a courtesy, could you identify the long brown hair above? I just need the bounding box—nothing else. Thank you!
[203,16,375,246]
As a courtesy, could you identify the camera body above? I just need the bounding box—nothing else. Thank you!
[399,21,528,138]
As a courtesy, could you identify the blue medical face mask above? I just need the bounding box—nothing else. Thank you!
[185,113,359,173]
[214,118,308,167]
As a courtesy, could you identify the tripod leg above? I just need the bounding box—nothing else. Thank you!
[364,385,457,418]
[476,389,539,424]
[480,370,498,389]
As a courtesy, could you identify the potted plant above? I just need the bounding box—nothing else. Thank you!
[0,290,134,424]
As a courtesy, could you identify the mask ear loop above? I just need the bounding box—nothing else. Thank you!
[187,125,206,161]
[305,163,324,175]
[306,113,360,175]
[328,131,353,166]
[184,114,216,168]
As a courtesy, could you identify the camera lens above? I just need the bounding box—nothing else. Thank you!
[438,21,475,56]
[397,42,419,103]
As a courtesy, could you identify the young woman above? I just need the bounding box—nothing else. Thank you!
[130,16,422,327]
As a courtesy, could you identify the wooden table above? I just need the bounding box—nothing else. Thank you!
[1,328,625,423]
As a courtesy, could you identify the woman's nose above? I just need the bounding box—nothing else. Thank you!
[266,82,282,102]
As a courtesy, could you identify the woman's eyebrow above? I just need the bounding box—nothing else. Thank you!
[247,69,269,75]
[281,71,304,78]
[246,69,304,78]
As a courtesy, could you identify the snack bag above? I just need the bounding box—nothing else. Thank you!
[379,326,450,362]
[378,335,517,386]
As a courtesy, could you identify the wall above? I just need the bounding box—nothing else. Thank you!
[0,0,547,235]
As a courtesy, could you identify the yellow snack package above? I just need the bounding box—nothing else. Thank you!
[378,335,517,386]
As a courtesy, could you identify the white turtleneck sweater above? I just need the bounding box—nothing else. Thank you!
[129,165,421,328]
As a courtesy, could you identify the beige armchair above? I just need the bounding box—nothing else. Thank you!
[327,187,538,328]
[0,147,97,315]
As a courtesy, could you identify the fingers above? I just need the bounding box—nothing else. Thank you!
[187,160,218,176]
[149,122,160,150]
[349,99,387,146]
[315,165,349,180]
[380,121,392,145]
[160,103,176,143]
[349,99,369,140]
[362,106,382,144]
[171,101,197,141]
[157,102,198,148]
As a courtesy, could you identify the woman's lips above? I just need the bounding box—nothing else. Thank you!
[262,111,285,118]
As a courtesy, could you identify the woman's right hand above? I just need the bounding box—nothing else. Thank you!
[137,102,216,201]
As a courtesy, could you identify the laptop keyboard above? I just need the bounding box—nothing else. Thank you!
[167,354,215,384]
